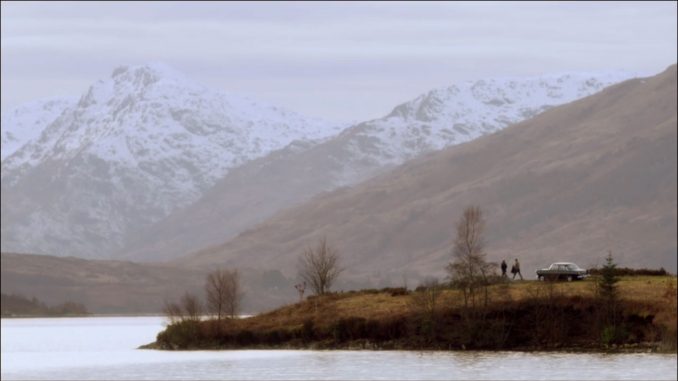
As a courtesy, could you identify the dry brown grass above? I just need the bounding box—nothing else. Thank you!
[476,276,677,305]
[333,293,408,319]
[230,292,412,333]
[154,275,677,350]
[229,275,676,333]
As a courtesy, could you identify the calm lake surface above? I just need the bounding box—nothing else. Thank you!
[1,316,676,380]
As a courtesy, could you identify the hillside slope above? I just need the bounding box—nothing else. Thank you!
[0,252,302,313]
[121,72,633,261]
[183,65,677,284]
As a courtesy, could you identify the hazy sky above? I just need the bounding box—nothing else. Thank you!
[2,1,676,122]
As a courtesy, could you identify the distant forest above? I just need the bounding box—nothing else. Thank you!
[1,293,88,317]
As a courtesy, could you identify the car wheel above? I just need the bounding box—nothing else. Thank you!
[567,275,573,282]
[538,275,544,281]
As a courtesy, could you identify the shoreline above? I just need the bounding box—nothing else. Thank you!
[142,277,677,354]
[139,340,671,354]
[1,314,160,319]
[1,314,94,319]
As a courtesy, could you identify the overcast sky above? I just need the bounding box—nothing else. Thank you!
[2,1,676,122]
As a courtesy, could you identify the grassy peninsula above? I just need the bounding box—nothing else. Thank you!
[144,275,677,352]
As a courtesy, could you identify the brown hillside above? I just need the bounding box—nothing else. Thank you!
[0,252,304,313]
[0,252,204,313]
[181,65,677,284]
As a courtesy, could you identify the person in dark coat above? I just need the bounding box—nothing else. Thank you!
[513,258,523,280]
[501,260,508,278]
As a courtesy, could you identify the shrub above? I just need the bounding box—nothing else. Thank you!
[380,287,409,296]
[261,329,293,345]
[414,284,437,292]
[300,319,315,342]
[600,325,629,346]
[659,324,677,351]
[235,330,257,346]
[391,288,409,296]
[587,267,668,276]
[157,320,202,349]
[332,317,367,342]
[369,317,408,341]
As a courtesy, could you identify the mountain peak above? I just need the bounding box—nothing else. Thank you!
[94,63,199,103]
[73,62,207,117]
[1,62,345,258]
[110,62,188,81]
[385,71,637,123]
[2,66,640,262]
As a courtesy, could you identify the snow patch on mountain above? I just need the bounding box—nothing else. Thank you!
[1,97,77,161]
[3,63,341,182]
[1,64,636,260]
[331,71,636,185]
[1,63,343,258]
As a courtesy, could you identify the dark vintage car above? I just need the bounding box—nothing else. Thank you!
[536,262,589,281]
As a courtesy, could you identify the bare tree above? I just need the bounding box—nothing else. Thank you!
[163,299,183,324]
[205,268,242,320]
[180,292,202,322]
[224,270,242,319]
[298,238,343,295]
[446,206,496,308]
[410,278,442,322]
[409,278,442,340]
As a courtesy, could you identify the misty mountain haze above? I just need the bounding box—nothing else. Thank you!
[0,64,635,262]
[2,65,674,315]
[0,63,343,258]
[2,4,677,380]
[120,71,637,262]
[1,97,78,161]
[182,65,677,286]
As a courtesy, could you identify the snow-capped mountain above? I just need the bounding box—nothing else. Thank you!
[2,63,342,186]
[119,71,637,262]
[333,72,637,184]
[1,97,77,161]
[180,66,677,283]
[1,63,343,258]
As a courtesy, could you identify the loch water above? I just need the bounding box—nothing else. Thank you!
[1,316,676,380]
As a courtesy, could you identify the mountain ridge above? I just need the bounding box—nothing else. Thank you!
[179,65,677,285]
[1,97,78,161]
[1,63,342,258]
[119,70,636,261]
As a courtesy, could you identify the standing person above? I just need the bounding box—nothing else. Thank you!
[513,258,523,280]
[501,260,508,278]
[294,281,306,303]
